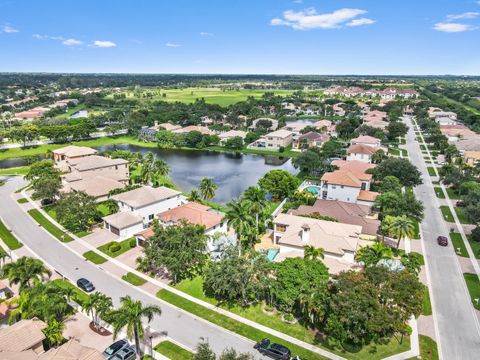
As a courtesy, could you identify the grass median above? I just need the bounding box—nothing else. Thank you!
[407,335,438,360]
[463,273,480,310]
[28,209,74,242]
[122,272,147,286]
[450,232,468,257]
[83,250,107,264]
[0,219,23,250]
[154,341,192,360]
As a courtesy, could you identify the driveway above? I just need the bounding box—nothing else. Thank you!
[82,228,119,248]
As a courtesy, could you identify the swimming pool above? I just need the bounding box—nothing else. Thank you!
[267,249,279,261]
[304,186,320,197]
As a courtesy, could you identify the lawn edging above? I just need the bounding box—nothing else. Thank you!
[28,209,74,242]
[0,218,23,250]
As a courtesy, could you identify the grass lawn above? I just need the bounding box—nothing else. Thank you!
[154,341,192,360]
[468,236,480,259]
[427,167,437,177]
[445,188,461,200]
[450,233,468,257]
[83,250,107,264]
[407,336,438,360]
[463,273,480,310]
[168,277,410,360]
[98,238,136,258]
[388,148,400,156]
[28,209,74,242]
[53,278,90,305]
[43,205,90,237]
[17,198,28,203]
[420,144,426,151]
[0,166,30,175]
[122,272,147,286]
[0,219,23,250]
[422,287,432,316]
[454,207,471,224]
[440,206,454,223]
[433,187,445,199]
[432,180,440,185]
[412,220,421,240]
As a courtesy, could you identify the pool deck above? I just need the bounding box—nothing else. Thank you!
[255,232,279,251]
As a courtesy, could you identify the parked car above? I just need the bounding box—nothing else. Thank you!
[437,236,448,247]
[456,200,465,207]
[103,339,129,359]
[110,346,136,360]
[254,339,291,360]
[76,278,95,292]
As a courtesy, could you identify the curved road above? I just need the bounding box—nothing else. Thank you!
[0,175,262,358]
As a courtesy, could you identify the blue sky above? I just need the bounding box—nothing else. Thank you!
[1,0,479,75]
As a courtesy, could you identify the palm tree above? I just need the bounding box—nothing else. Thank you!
[199,178,217,201]
[111,295,162,359]
[224,199,255,254]
[43,319,65,348]
[388,215,415,249]
[303,245,324,261]
[355,242,393,267]
[243,186,267,232]
[83,292,113,330]
[153,159,169,177]
[188,189,202,202]
[3,257,51,290]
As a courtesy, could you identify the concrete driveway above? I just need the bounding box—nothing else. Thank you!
[83,228,119,248]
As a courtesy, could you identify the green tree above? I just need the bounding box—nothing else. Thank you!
[43,319,65,348]
[111,295,162,359]
[25,159,57,181]
[224,136,244,150]
[387,121,408,140]
[400,252,423,275]
[199,178,218,201]
[32,173,62,202]
[354,242,393,267]
[371,158,422,187]
[3,256,51,290]
[388,216,415,249]
[258,170,299,200]
[56,191,100,232]
[188,189,202,202]
[219,348,253,360]
[193,342,216,360]
[242,186,267,233]
[303,245,325,261]
[224,199,255,252]
[83,292,113,330]
[379,175,402,193]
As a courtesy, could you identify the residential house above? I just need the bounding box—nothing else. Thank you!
[219,130,247,145]
[454,135,480,152]
[330,160,376,190]
[289,199,380,239]
[52,145,97,163]
[103,186,186,237]
[440,125,477,142]
[346,144,382,163]
[247,118,278,132]
[272,213,363,272]
[350,135,381,148]
[247,129,293,151]
[364,119,388,130]
[0,318,47,354]
[292,132,330,151]
[282,123,308,138]
[37,339,104,360]
[157,123,182,131]
[313,120,336,136]
[464,151,480,166]
[332,103,345,116]
[172,125,213,135]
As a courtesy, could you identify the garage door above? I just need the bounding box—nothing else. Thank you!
[110,226,120,236]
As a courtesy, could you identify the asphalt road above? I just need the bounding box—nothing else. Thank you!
[404,116,480,359]
[0,176,264,358]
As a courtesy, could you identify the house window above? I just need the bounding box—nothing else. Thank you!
[341,185,344,189]
[149,214,154,221]
[276,224,287,232]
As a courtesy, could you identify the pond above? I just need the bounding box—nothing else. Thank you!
[96,144,296,203]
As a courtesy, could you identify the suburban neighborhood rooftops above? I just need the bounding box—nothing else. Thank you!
[172,125,212,134]
[67,176,124,198]
[273,213,361,255]
[265,129,293,138]
[102,211,143,229]
[347,144,380,155]
[331,160,375,180]
[321,170,362,187]
[38,339,104,360]
[135,227,155,240]
[68,155,128,171]
[357,190,379,202]
[297,131,330,142]
[157,123,182,131]
[351,135,381,145]
[112,186,181,208]
[219,130,247,139]
[452,136,480,151]
[158,201,223,229]
[52,145,97,158]
[0,318,47,353]
[289,199,380,236]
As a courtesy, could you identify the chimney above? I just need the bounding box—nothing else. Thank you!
[301,224,310,244]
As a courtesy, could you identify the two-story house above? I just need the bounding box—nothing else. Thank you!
[247,129,293,151]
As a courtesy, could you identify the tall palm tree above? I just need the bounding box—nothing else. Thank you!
[354,242,393,267]
[188,189,202,202]
[199,178,217,201]
[303,245,325,261]
[388,215,415,249]
[43,319,65,348]
[83,292,113,330]
[111,295,162,359]
[2,257,51,290]
[243,186,267,232]
[225,199,255,254]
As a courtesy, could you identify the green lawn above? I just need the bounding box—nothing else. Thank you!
[450,233,468,257]
[433,187,445,199]
[427,167,437,177]
[0,219,23,250]
[28,209,74,242]
[454,207,471,224]
[83,250,107,264]
[463,273,480,310]
[154,341,192,360]
[0,166,30,175]
[408,336,438,360]
[445,188,461,200]
[53,278,90,305]
[166,277,410,360]
[122,272,147,286]
[422,287,432,316]
[468,236,480,259]
[17,198,28,204]
[412,220,421,240]
[440,206,454,223]
[97,238,136,258]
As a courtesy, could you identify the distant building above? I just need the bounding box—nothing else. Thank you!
[292,132,330,151]
[346,144,382,163]
[247,118,279,132]
[247,129,293,151]
[219,130,247,145]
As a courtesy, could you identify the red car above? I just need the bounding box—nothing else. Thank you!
[437,236,448,246]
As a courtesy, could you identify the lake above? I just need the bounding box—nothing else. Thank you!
[0,144,297,203]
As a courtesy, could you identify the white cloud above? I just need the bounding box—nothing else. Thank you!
[347,18,376,27]
[62,38,83,46]
[32,34,46,39]
[446,12,479,20]
[200,32,214,36]
[433,22,477,32]
[270,7,373,30]
[2,25,19,33]
[93,40,116,48]
[166,42,181,47]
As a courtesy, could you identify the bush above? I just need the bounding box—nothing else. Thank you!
[109,243,121,253]
[471,226,480,243]
[129,239,137,248]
